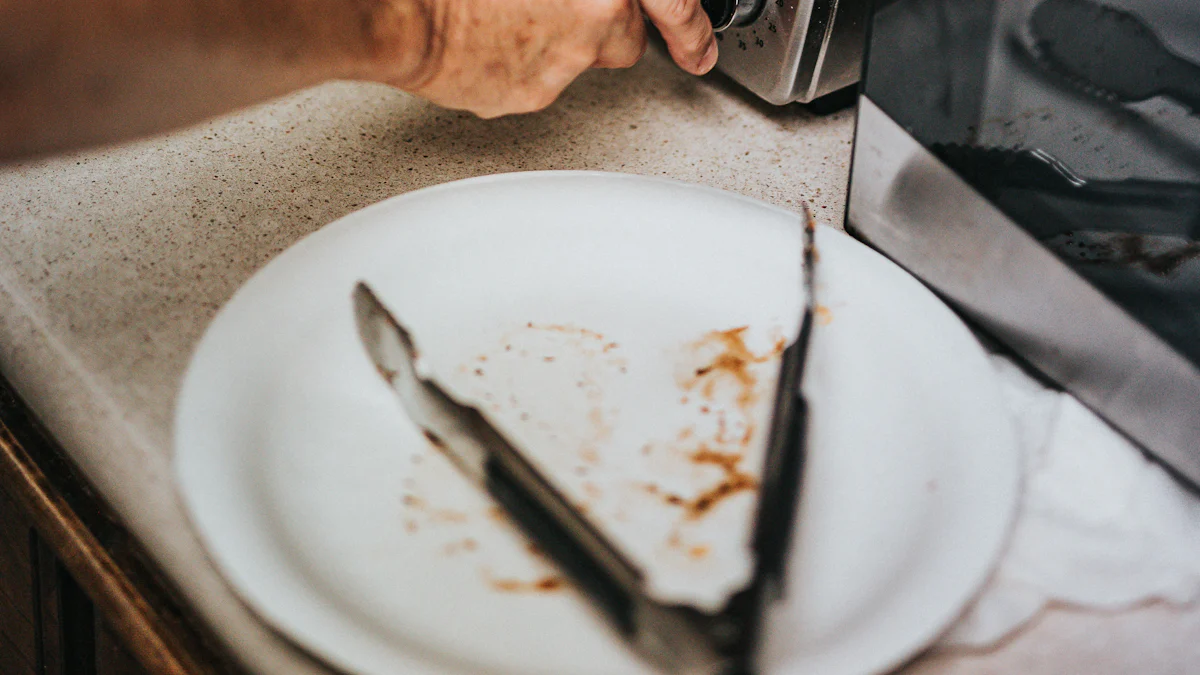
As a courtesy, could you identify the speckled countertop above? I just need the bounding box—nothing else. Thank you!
[0,47,1194,674]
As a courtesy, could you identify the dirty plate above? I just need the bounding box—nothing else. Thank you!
[174,172,1020,675]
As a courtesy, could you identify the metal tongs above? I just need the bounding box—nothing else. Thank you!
[352,206,819,675]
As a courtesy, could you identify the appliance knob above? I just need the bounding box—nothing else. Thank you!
[701,0,764,31]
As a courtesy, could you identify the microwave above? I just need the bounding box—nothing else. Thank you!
[846,0,1200,487]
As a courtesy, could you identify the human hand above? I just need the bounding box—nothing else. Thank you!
[366,0,717,118]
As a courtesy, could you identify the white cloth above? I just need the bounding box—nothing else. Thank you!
[939,355,1200,648]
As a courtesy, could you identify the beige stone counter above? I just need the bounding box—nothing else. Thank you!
[0,45,1192,674]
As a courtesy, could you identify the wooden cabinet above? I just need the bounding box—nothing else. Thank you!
[0,480,149,675]
[0,482,36,675]
[0,376,235,675]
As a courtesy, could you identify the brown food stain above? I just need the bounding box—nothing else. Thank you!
[580,446,600,465]
[375,364,397,383]
[715,413,729,443]
[689,545,711,560]
[815,305,834,326]
[489,576,566,593]
[431,509,469,524]
[686,327,778,410]
[691,447,743,474]
[687,447,758,519]
[582,482,602,500]
[588,406,612,442]
[686,472,758,519]
[651,446,760,519]
[686,324,787,408]
[422,429,446,449]
[443,538,480,556]
[528,323,606,341]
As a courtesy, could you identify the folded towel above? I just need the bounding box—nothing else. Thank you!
[939,355,1200,648]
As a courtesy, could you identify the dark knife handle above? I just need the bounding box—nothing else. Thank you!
[478,426,726,675]
[484,458,635,634]
[752,323,811,594]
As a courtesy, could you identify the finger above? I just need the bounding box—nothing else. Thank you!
[593,1,648,68]
[639,0,718,75]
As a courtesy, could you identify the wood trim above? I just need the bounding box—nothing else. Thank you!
[0,377,239,675]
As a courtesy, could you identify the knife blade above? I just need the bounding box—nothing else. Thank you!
[351,205,815,674]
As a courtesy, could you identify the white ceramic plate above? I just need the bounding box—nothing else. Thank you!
[175,172,1020,675]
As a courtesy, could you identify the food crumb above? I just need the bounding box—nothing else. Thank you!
[421,430,444,449]
[535,577,564,592]
[816,305,834,326]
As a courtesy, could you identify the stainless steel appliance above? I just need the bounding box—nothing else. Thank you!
[847,0,1200,487]
[702,0,872,104]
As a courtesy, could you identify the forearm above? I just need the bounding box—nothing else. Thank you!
[0,0,434,161]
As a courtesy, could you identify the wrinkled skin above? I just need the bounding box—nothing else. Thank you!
[376,0,717,117]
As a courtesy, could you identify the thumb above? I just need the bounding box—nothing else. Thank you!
[640,0,718,75]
